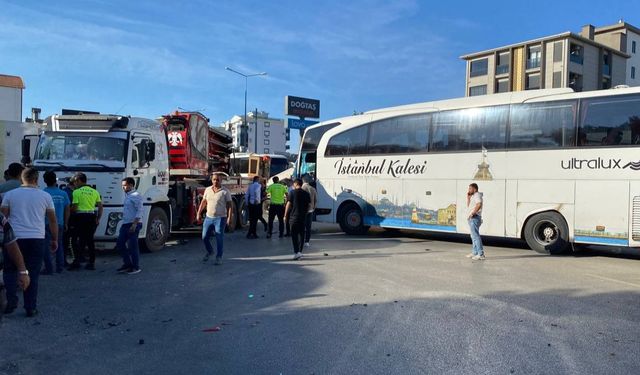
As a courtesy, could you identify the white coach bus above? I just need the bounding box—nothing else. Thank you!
[299,87,640,254]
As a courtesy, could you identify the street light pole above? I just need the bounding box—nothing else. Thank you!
[225,67,267,153]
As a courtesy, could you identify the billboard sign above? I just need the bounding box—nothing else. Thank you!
[287,118,319,130]
[285,96,320,119]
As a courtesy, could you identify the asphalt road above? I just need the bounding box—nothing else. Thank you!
[1,224,639,375]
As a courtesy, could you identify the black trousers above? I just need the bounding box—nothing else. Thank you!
[74,213,98,265]
[268,204,285,235]
[290,221,306,254]
[3,238,45,311]
[248,203,262,236]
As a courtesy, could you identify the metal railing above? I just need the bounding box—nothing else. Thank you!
[526,58,541,69]
[495,64,509,75]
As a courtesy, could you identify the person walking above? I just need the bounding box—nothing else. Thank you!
[196,173,232,265]
[266,176,288,238]
[301,176,317,247]
[466,183,485,260]
[1,167,57,317]
[42,171,70,274]
[245,176,262,239]
[1,212,31,319]
[68,173,103,271]
[258,179,268,233]
[116,177,144,274]
[62,176,78,267]
[284,179,310,260]
[283,179,294,237]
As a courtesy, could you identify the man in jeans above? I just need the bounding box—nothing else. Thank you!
[1,167,58,317]
[116,178,143,274]
[245,176,262,239]
[285,179,310,260]
[301,175,317,247]
[197,173,232,265]
[466,183,485,260]
[266,176,288,238]
[1,212,31,321]
[42,171,70,274]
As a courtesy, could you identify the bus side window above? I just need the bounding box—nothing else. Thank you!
[579,95,640,147]
[509,101,576,149]
[325,125,369,156]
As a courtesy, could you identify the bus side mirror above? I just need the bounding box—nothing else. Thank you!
[21,138,31,165]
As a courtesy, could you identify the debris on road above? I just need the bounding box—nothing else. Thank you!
[202,326,222,332]
[138,339,145,345]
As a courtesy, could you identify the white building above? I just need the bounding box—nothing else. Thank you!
[222,111,288,154]
[0,74,24,121]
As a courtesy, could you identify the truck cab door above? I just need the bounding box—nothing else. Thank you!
[130,133,153,193]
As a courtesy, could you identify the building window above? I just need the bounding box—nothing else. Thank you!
[553,41,563,63]
[526,73,540,90]
[602,77,611,89]
[496,52,510,75]
[570,43,583,64]
[526,45,541,69]
[264,148,270,153]
[264,139,270,145]
[552,71,562,88]
[470,58,488,77]
[264,130,270,137]
[633,41,637,54]
[603,52,611,76]
[468,85,487,96]
[495,78,509,93]
[632,66,636,79]
[264,122,270,127]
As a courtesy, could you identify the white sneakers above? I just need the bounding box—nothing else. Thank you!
[293,252,303,260]
[304,242,310,247]
[465,253,474,258]
[471,255,486,261]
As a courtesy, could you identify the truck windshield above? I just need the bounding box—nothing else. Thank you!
[35,134,127,164]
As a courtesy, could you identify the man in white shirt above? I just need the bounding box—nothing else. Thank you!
[1,167,58,317]
[197,173,232,265]
[245,176,262,239]
[466,183,485,260]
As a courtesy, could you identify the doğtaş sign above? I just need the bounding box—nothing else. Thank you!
[285,95,320,119]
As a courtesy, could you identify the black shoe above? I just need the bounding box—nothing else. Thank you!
[266,234,272,239]
[279,233,284,238]
[117,265,130,273]
[68,263,81,271]
[85,263,96,271]
[3,305,16,314]
[26,309,38,318]
[202,253,210,262]
[284,234,291,237]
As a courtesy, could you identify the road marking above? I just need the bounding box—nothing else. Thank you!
[585,274,640,288]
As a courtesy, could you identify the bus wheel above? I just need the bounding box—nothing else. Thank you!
[523,211,570,255]
[143,207,169,252]
[226,200,237,233]
[339,203,369,235]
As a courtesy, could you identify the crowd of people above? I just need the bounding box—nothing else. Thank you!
[0,163,143,320]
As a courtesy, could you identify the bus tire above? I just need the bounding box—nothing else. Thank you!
[339,203,369,235]
[142,207,169,252]
[226,199,237,233]
[523,211,570,255]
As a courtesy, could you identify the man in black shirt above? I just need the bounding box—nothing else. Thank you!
[284,179,310,260]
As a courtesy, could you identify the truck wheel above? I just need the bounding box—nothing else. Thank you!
[143,207,169,252]
[226,200,237,233]
[523,211,570,255]
[238,199,248,228]
[339,203,369,235]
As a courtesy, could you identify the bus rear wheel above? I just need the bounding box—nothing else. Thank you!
[339,203,369,235]
[523,211,570,255]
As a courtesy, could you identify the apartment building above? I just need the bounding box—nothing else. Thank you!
[0,74,24,121]
[461,22,640,96]
[222,111,288,154]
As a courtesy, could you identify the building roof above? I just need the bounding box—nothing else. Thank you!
[0,74,25,89]
[594,21,640,36]
[460,31,629,60]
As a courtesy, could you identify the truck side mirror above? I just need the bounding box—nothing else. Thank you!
[146,141,156,162]
[304,152,316,163]
[21,138,32,165]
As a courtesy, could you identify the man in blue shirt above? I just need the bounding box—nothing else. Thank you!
[116,177,143,274]
[245,176,262,239]
[42,171,70,274]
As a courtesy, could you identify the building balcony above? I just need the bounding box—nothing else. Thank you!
[495,64,509,75]
[603,65,611,76]
[526,58,541,70]
[570,54,584,64]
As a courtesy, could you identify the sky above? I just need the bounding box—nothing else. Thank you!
[1,0,639,149]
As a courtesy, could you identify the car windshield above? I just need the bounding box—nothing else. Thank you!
[35,134,127,163]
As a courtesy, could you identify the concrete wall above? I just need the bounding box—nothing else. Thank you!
[611,53,627,86]
[626,31,640,86]
[0,87,21,121]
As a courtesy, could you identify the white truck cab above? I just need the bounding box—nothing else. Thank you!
[29,114,171,250]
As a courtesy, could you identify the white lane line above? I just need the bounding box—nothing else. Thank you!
[585,273,640,288]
